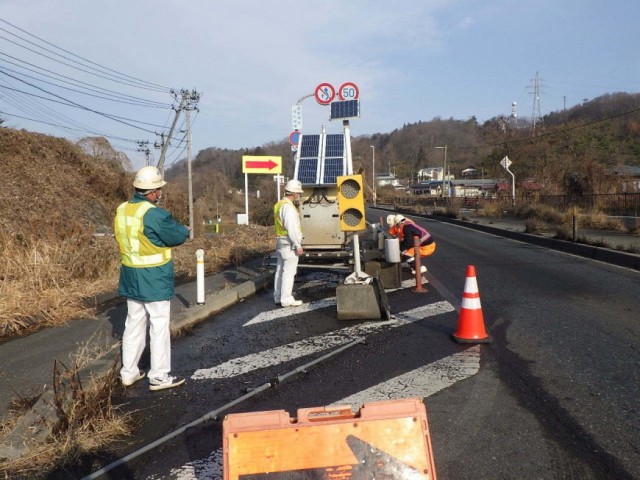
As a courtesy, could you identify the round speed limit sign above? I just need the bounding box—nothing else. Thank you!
[338,82,360,101]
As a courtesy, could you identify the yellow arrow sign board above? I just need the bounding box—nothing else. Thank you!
[242,155,282,174]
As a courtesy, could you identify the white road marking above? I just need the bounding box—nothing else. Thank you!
[148,449,223,480]
[385,277,427,292]
[168,341,479,480]
[168,299,472,480]
[332,345,481,407]
[192,301,454,380]
[243,298,336,326]
[244,277,428,327]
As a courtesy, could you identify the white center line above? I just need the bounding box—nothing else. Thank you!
[192,301,454,380]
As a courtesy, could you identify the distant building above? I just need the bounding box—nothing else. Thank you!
[461,166,480,178]
[417,167,453,182]
[376,171,402,188]
[410,178,500,197]
[609,165,640,192]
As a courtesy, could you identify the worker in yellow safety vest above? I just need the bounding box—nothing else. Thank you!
[273,179,305,307]
[114,166,190,391]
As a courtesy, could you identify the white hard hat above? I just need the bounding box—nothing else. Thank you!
[386,214,396,226]
[284,179,304,194]
[394,214,406,225]
[133,166,167,190]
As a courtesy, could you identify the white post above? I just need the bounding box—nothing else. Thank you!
[244,173,249,224]
[274,174,282,199]
[500,156,516,207]
[343,120,353,175]
[509,167,516,206]
[196,249,205,305]
[353,234,362,275]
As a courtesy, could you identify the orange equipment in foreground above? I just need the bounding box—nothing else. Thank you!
[452,265,491,343]
[223,398,437,479]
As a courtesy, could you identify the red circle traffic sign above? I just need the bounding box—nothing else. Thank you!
[338,82,360,101]
[314,83,335,105]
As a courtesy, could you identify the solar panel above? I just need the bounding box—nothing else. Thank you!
[296,134,321,184]
[330,100,360,120]
[298,158,319,184]
[322,134,345,183]
[323,158,344,184]
[300,134,320,158]
[324,134,344,157]
[295,133,348,185]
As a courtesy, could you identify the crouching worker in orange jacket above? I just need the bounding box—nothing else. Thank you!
[387,214,436,274]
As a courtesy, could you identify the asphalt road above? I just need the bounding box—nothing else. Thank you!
[71,212,639,480]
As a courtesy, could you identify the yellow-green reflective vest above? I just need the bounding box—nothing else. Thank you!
[114,201,172,268]
[273,198,295,237]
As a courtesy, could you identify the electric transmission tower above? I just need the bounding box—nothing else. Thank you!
[527,72,544,136]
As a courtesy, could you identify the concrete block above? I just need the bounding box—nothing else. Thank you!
[171,289,238,334]
[364,260,401,289]
[336,283,382,320]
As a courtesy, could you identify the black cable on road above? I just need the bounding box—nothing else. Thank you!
[82,337,366,480]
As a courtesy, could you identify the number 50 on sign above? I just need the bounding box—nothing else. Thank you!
[338,82,360,100]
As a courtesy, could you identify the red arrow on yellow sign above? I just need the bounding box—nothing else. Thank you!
[242,155,282,174]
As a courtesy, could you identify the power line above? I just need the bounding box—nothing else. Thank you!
[0,52,171,107]
[0,17,171,92]
[0,62,172,108]
[0,71,167,132]
[0,32,168,93]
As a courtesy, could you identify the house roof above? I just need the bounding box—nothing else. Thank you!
[609,165,640,176]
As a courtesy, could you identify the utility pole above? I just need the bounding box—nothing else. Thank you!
[435,145,447,198]
[184,91,200,240]
[154,132,165,161]
[136,140,150,167]
[182,90,200,240]
[156,89,201,176]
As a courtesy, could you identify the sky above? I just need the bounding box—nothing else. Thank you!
[1,0,639,170]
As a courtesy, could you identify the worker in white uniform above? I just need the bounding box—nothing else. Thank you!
[273,179,305,307]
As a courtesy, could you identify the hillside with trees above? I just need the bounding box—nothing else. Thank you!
[0,129,130,234]
[164,92,640,212]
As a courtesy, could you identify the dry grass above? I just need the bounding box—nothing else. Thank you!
[574,210,627,231]
[0,224,273,477]
[515,204,565,224]
[0,222,273,340]
[476,202,506,218]
[0,226,118,338]
[0,127,275,476]
[0,341,130,479]
[0,218,274,476]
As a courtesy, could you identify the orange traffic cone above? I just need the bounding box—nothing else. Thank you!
[452,265,491,343]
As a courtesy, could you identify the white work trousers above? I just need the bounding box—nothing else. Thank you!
[274,237,299,305]
[120,299,171,382]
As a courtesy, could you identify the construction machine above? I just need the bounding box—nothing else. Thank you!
[286,122,397,320]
